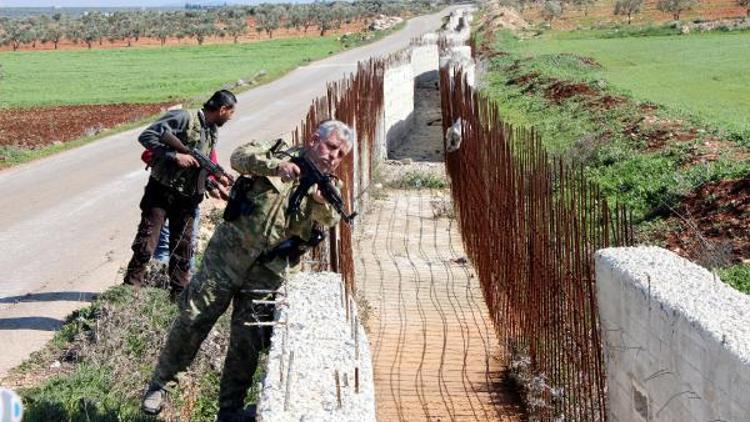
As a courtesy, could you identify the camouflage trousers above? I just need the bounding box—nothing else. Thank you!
[150,222,285,410]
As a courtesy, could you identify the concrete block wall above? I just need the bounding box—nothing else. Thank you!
[411,44,440,87]
[383,60,415,158]
[596,247,750,421]
[257,272,375,422]
[439,46,476,88]
[444,9,474,45]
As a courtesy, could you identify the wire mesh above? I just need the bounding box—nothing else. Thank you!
[293,58,387,306]
[439,67,634,421]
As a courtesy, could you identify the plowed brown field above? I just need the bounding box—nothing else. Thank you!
[0,102,176,148]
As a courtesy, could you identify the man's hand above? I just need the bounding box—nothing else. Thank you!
[277,162,301,183]
[217,174,233,187]
[311,185,326,204]
[208,184,230,201]
[175,153,199,168]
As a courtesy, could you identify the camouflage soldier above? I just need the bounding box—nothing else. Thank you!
[141,120,355,421]
[124,90,235,298]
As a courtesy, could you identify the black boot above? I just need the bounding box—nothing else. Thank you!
[215,405,256,422]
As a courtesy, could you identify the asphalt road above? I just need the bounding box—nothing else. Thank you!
[0,9,453,378]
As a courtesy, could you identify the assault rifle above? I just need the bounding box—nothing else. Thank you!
[161,132,235,185]
[275,140,357,225]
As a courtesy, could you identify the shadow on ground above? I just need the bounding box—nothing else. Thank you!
[0,291,97,304]
[0,316,65,331]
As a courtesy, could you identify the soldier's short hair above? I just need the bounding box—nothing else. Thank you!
[204,89,237,111]
[315,120,355,149]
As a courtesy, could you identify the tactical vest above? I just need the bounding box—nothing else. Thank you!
[150,109,217,198]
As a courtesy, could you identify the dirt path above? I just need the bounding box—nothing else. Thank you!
[356,189,525,421]
[355,77,524,420]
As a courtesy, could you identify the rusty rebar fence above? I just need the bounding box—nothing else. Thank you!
[293,58,387,304]
[440,68,633,420]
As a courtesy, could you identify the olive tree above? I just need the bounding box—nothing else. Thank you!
[182,12,218,45]
[287,4,315,32]
[614,0,644,23]
[77,11,106,48]
[225,15,248,43]
[572,0,598,16]
[541,0,564,23]
[313,3,335,36]
[254,4,285,38]
[2,18,33,51]
[147,12,176,46]
[42,13,68,49]
[738,0,750,16]
[656,0,697,20]
[331,2,350,29]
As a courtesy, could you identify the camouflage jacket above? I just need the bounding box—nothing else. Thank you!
[210,139,341,276]
[138,109,217,198]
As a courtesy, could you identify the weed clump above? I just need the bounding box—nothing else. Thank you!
[391,170,448,189]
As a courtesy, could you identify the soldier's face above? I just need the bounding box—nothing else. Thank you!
[215,106,235,127]
[308,132,351,173]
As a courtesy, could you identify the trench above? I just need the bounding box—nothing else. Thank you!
[356,71,527,421]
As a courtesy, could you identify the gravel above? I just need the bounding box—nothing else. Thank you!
[257,272,375,422]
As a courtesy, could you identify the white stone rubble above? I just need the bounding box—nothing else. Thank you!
[257,272,375,422]
[369,14,404,31]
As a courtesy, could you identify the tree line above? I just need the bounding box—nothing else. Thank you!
[505,0,749,25]
[0,0,435,51]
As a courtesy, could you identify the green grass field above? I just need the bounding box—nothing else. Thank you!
[0,36,345,108]
[479,28,750,291]
[515,30,750,136]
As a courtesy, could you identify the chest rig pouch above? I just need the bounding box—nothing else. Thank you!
[223,175,256,222]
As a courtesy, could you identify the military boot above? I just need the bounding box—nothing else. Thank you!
[141,384,166,415]
[215,406,256,422]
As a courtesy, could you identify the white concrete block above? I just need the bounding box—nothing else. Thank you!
[596,246,750,421]
[257,272,375,422]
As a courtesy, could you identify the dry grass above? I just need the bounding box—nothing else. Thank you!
[6,269,259,421]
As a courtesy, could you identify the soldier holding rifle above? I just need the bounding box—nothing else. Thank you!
[123,90,236,298]
[141,120,355,422]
